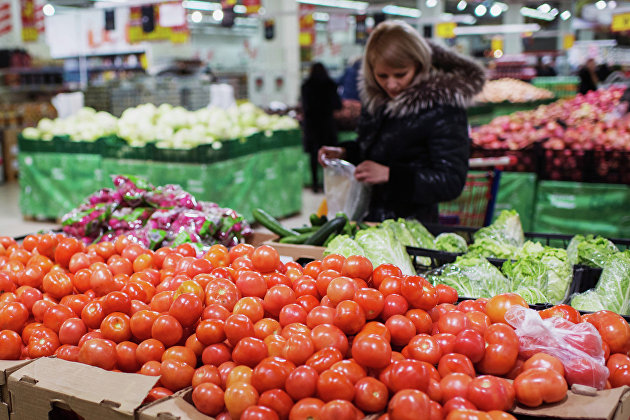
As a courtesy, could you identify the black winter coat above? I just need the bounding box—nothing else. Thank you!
[301,77,342,153]
[344,42,486,223]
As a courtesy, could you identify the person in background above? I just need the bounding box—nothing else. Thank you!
[536,56,557,77]
[318,20,485,223]
[301,62,342,193]
[578,58,599,95]
[338,56,362,101]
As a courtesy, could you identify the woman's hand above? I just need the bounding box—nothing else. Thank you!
[318,146,346,166]
[355,160,390,184]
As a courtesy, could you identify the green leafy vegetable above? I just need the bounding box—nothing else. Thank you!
[355,227,416,276]
[540,247,572,304]
[473,210,524,248]
[427,255,509,298]
[502,257,549,291]
[404,218,435,249]
[515,286,548,305]
[324,235,366,258]
[468,238,518,260]
[434,233,468,253]
[571,289,607,313]
[594,252,630,314]
[567,234,618,268]
[381,219,418,247]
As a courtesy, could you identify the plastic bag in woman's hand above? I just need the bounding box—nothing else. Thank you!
[505,305,609,390]
[323,158,371,221]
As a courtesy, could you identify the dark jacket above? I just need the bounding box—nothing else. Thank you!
[578,67,598,95]
[344,41,486,223]
[301,77,342,153]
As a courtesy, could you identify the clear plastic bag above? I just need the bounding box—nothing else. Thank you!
[323,158,371,221]
[505,305,609,390]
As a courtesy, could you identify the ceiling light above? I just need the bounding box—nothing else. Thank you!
[457,0,467,11]
[520,6,556,21]
[474,4,487,16]
[190,10,202,22]
[595,0,606,9]
[489,4,502,17]
[382,5,421,18]
[537,3,551,13]
[182,1,220,11]
[609,1,617,8]
[426,0,438,8]
[296,0,368,11]
[454,23,540,35]
[366,16,375,27]
[560,10,571,20]
[493,49,503,58]
[212,9,223,20]
[43,3,55,16]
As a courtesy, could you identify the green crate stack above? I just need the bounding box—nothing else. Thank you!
[532,76,579,99]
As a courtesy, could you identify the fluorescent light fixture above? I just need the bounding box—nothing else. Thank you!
[493,49,503,58]
[520,6,556,21]
[537,3,551,13]
[212,9,223,20]
[233,4,246,13]
[595,0,606,9]
[609,0,617,8]
[43,3,55,16]
[190,10,202,22]
[474,4,487,16]
[489,4,502,17]
[182,1,220,11]
[382,5,421,18]
[426,0,438,8]
[313,12,329,21]
[454,23,540,35]
[457,0,466,11]
[366,16,375,26]
[560,10,571,20]
[296,0,368,11]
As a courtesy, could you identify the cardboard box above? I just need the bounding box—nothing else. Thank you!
[0,360,32,420]
[138,388,210,420]
[248,230,325,261]
[512,386,630,420]
[8,357,159,420]
[1,129,19,182]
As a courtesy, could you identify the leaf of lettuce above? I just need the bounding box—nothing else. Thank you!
[428,255,509,298]
[434,233,468,253]
[571,289,607,313]
[324,235,366,258]
[594,251,630,314]
[381,219,418,247]
[577,235,619,268]
[473,210,524,248]
[515,286,549,305]
[355,227,416,276]
[404,218,435,249]
[540,247,572,304]
[502,257,549,292]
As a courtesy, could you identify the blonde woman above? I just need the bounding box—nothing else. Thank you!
[319,21,485,223]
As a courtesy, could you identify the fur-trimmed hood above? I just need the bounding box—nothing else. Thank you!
[359,41,486,117]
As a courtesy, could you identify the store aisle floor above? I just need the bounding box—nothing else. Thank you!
[0,181,324,238]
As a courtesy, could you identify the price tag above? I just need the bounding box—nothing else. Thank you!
[612,12,630,32]
[436,22,456,39]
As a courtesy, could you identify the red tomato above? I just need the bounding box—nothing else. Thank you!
[306,347,344,374]
[78,338,117,370]
[116,341,140,373]
[522,353,565,376]
[467,375,515,412]
[387,360,432,393]
[539,304,581,324]
[259,389,293,420]
[0,301,29,332]
[192,383,225,417]
[286,364,320,400]
[136,338,166,365]
[381,294,409,321]
[372,264,402,289]
[101,312,132,343]
[317,369,355,402]
[54,238,83,269]
[233,337,268,368]
[224,382,259,419]
[406,309,433,335]
[236,271,268,298]
[202,343,232,366]
[513,368,568,407]
[341,256,373,280]
[454,329,485,363]
[0,330,22,359]
[263,285,296,318]
[438,311,470,336]
[169,293,203,327]
[306,306,335,329]
[225,313,255,346]
[205,279,241,311]
[241,405,280,420]
[438,353,476,378]
[42,271,74,300]
[160,359,194,392]
[465,311,491,335]
[251,245,280,273]
[289,398,325,420]
[436,284,458,304]
[484,293,527,325]
[55,344,80,362]
[353,377,388,413]
[433,333,457,354]
[333,300,365,335]
[151,314,183,347]
[587,311,630,354]
[351,333,391,369]
[407,335,442,365]
[388,389,431,420]
[400,276,438,311]
[250,357,293,393]
[283,332,315,365]
[440,373,473,403]
[130,310,159,342]
[58,318,87,346]
[144,387,173,403]
[476,323,518,376]
[311,324,349,355]
[385,315,416,347]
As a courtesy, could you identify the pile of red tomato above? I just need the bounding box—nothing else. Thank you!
[1,233,630,420]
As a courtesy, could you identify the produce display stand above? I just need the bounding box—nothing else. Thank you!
[467,98,557,127]
[17,129,304,222]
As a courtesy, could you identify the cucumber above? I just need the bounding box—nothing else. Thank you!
[322,232,337,247]
[252,209,299,237]
[294,226,319,234]
[279,232,313,244]
[304,216,347,246]
[310,214,327,227]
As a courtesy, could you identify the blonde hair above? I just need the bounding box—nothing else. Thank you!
[362,21,432,94]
